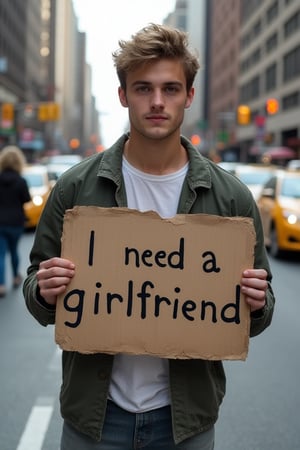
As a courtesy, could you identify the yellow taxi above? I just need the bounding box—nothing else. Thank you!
[22,164,53,229]
[234,164,278,200]
[256,169,300,257]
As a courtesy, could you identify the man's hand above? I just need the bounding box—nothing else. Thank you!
[241,269,268,313]
[36,257,75,306]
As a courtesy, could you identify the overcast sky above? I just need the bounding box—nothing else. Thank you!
[72,0,176,147]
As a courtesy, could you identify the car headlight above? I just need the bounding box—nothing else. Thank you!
[282,210,300,225]
[32,195,44,206]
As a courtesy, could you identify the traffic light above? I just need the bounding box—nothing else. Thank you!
[1,103,14,122]
[69,138,80,150]
[237,105,251,125]
[190,134,201,146]
[265,98,279,115]
[38,103,49,121]
[38,102,60,121]
[47,102,60,121]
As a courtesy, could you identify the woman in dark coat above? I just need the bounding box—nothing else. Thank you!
[0,145,31,297]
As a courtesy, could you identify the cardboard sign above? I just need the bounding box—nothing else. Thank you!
[55,207,256,360]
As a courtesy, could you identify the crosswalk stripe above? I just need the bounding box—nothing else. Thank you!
[16,398,54,450]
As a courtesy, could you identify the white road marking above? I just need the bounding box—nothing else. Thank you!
[16,397,54,450]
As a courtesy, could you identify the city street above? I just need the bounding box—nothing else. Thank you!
[0,231,299,450]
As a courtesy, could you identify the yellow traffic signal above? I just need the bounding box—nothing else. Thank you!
[38,102,60,121]
[1,103,14,122]
[237,105,251,125]
[38,103,49,121]
[265,98,279,115]
[47,102,60,121]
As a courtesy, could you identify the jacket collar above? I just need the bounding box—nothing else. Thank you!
[97,133,212,190]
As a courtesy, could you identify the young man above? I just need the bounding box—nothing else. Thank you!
[23,24,275,449]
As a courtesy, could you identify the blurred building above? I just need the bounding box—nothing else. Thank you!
[54,0,100,155]
[165,0,210,153]
[237,0,300,160]
[165,0,300,162]
[0,1,27,103]
[0,0,36,151]
[209,0,241,161]
[0,0,101,159]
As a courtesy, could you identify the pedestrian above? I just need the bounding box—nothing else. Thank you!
[0,145,31,297]
[23,23,275,449]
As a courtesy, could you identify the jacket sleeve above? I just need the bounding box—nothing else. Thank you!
[248,200,275,337]
[250,282,275,337]
[23,272,56,326]
[23,179,66,326]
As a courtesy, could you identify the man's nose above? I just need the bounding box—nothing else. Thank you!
[150,89,164,108]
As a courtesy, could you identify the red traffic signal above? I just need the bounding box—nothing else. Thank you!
[265,98,279,115]
[190,134,201,145]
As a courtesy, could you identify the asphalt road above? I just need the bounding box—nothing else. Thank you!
[0,231,299,450]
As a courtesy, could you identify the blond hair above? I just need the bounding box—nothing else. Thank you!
[0,145,27,174]
[112,23,200,91]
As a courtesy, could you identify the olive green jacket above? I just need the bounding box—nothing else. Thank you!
[23,134,275,444]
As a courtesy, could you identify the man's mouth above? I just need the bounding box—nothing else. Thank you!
[146,114,168,123]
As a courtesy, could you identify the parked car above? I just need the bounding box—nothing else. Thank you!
[46,163,73,182]
[217,161,245,176]
[287,159,300,170]
[256,170,300,257]
[22,165,54,228]
[42,154,83,183]
[234,164,277,200]
[42,154,82,167]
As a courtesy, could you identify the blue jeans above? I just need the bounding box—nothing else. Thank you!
[60,400,215,449]
[0,225,24,285]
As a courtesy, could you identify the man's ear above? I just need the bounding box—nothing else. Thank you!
[118,87,128,107]
[185,87,195,109]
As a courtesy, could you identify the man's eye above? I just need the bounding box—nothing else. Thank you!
[165,86,179,94]
[136,86,150,93]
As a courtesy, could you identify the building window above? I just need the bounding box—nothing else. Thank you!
[253,20,261,37]
[240,75,260,103]
[251,48,261,65]
[266,1,279,24]
[241,0,262,23]
[284,10,300,39]
[265,33,278,53]
[241,19,262,50]
[265,63,277,91]
[241,32,251,50]
[282,91,300,110]
[240,47,261,74]
[240,59,249,74]
[283,45,300,81]
[252,76,260,99]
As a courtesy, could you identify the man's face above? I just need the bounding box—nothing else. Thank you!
[118,59,194,140]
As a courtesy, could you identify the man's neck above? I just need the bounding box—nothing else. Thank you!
[123,134,188,175]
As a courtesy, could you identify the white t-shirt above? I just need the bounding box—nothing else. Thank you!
[108,156,188,413]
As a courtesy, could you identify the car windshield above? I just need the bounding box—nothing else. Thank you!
[281,178,300,198]
[23,173,44,188]
[238,172,273,185]
[48,155,81,165]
